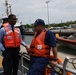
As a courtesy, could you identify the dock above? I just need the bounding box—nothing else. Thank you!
[22,29,76,36]
[51,29,76,36]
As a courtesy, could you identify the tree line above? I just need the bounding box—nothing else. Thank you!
[22,20,76,28]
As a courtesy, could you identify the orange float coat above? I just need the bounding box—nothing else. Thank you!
[29,30,50,57]
[2,23,8,27]
[3,27,21,48]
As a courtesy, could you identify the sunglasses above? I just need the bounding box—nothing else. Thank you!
[11,18,18,20]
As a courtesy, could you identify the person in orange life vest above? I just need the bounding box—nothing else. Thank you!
[27,19,58,75]
[0,14,29,75]
[1,17,8,28]
[0,18,8,55]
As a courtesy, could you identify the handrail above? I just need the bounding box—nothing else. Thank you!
[55,64,76,74]
[0,53,76,75]
[63,57,70,75]
[19,53,76,75]
[55,57,76,75]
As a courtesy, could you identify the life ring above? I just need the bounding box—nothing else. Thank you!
[42,55,71,75]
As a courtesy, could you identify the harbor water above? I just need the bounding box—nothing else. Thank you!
[22,35,76,55]
[22,35,33,44]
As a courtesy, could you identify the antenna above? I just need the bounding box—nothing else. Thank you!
[9,4,12,14]
[5,0,9,16]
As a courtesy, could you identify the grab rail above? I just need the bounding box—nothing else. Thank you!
[0,53,76,75]
[19,53,76,75]
[56,57,76,75]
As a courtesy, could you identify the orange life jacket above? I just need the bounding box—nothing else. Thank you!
[2,23,8,27]
[29,30,50,57]
[3,26,21,48]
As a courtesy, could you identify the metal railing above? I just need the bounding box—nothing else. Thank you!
[55,57,76,75]
[0,53,76,75]
[19,53,76,75]
[18,53,30,75]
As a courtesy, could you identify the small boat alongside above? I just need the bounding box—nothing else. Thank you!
[56,33,76,49]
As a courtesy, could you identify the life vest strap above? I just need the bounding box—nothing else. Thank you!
[30,46,35,48]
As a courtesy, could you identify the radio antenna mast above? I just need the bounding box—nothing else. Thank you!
[5,0,9,16]
[9,4,12,14]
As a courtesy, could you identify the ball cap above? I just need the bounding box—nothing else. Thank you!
[34,19,45,26]
[2,18,8,22]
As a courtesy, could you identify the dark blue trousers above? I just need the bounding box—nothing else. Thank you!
[27,56,49,75]
[2,47,20,75]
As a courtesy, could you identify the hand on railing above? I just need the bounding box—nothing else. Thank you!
[25,45,29,52]
[49,61,57,67]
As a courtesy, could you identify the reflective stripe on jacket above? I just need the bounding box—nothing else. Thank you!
[3,27,20,48]
[29,30,50,57]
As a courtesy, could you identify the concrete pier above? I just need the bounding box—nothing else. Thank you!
[22,29,76,36]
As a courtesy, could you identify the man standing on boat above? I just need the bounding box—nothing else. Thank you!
[0,14,28,75]
[27,19,58,75]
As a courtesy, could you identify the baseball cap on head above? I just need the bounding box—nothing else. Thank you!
[2,17,8,23]
[34,19,45,26]
[2,18,8,21]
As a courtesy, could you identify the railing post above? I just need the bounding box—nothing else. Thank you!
[21,54,24,75]
[63,56,69,75]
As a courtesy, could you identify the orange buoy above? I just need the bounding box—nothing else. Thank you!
[55,33,59,38]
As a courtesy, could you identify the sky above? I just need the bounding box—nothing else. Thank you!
[0,0,76,24]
